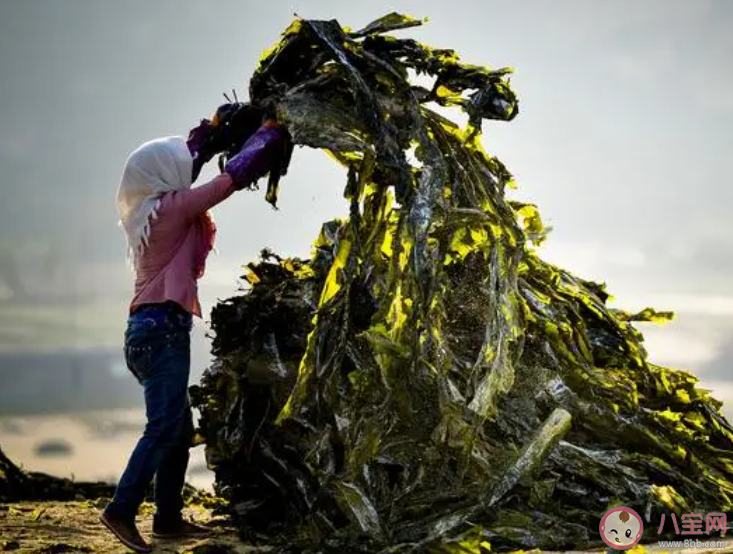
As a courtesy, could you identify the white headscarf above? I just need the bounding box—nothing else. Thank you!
[116,136,193,269]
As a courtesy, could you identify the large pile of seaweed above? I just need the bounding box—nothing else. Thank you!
[190,13,733,553]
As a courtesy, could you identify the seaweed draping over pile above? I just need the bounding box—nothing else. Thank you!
[190,13,733,553]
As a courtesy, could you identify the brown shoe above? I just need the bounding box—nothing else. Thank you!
[99,511,152,553]
[152,517,212,539]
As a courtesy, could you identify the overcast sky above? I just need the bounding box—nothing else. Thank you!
[1,1,732,413]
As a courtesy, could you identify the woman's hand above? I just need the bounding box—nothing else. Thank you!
[224,124,286,190]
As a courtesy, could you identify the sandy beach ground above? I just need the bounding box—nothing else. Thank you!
[4,411,733,552]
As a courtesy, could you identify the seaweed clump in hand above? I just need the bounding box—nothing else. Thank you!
[190,12,733,553]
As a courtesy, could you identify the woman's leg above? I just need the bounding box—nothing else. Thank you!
[105,310,191,520]
[153,373,195,522]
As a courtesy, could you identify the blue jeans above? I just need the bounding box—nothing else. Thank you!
[105,303,194,522]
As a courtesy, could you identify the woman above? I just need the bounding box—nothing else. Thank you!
[100,113,286,553]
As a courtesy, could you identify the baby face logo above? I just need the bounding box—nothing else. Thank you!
[599,506,644,549]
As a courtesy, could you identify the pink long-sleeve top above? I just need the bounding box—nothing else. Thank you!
[129,173,235,318]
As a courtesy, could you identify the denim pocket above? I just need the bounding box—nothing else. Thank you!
[128,316,161,334]
[123,306,191,383]
[124,329,156,383]
[125,343,153,383]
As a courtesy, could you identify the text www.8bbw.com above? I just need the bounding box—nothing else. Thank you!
[657,538,726,549]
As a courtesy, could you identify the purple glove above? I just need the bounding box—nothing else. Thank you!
[224,125,284,190]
